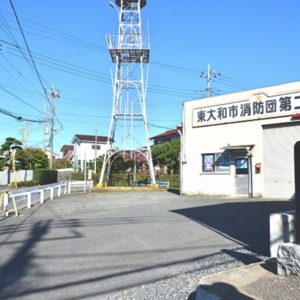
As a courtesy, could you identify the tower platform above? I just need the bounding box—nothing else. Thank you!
[115,0,147,9]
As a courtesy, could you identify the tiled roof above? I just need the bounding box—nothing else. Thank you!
[60,145,74,151]
[150,129,179,140]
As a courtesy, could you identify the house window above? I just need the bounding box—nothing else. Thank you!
[92,145,101,150]
[202,153,230,173]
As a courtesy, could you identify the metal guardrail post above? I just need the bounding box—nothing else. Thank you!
[40,190,44,204]
[27,192,31,208]
[0,191,19,217]
[3,193,8,213]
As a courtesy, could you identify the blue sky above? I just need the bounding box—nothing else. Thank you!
[0,0,299,155]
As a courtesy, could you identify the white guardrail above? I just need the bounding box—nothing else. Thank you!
[1,180,93,215]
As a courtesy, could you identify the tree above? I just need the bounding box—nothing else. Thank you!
[0,137,23,170]
[19,148,49,169]
[0,137,22,153]
[151,138,180,174]
[53,158,73,169]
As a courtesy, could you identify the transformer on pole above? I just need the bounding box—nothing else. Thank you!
[99,0,156,186]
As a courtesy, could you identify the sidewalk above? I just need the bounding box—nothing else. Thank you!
[196,258,300,300]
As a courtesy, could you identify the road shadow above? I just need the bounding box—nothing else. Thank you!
[0,220,51,294]
[197,282,255,299]
[171,200,294,257]
[167,188,180,195]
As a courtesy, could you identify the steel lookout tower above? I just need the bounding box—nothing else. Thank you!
[99,0,156,186]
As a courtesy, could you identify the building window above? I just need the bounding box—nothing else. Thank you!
[235,158,248,175]
[202,153,230,173]
[92,145,101,150]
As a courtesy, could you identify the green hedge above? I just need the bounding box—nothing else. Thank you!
[33,169,58,185]
[71,172,99,184]
[156,174,179,189]
[70,172,179,189]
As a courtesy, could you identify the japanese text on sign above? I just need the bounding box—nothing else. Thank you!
[193,94,300,127]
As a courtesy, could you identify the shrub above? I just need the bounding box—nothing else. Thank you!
[156,174,179,189]
[71,172,84,180]
[16,180,39,187]
[71,172,100,185]
[33,169,58,184]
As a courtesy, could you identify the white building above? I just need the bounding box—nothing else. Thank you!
[182,81,300,198]
[71,134,111,171]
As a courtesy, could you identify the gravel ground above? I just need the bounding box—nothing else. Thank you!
[108,247,267,300]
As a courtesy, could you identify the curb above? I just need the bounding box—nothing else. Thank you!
[194,259,278,300]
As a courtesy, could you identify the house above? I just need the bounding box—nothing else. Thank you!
[44,149,60,161]
[182,80,300,198]
[60,145,74,160]
[150,129,180,145]
[150,128,181,174]
[71,134,111,171]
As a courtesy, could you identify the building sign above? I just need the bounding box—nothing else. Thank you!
[193,92,300,127]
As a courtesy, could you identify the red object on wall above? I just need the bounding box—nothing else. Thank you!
[292,113,300,119]
[255,163,262,174]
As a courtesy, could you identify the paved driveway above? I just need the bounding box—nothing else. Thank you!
[0,191,294,299]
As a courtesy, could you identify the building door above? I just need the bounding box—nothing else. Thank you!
[263,123,300,198]
[235,157,249,196]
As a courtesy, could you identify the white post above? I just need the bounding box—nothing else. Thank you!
[84,154,87,193]
[40,190,44,204]
[3,193,9,216]
[94,130,98,173]
[27,192,31,208]
[63,181,67,194]
[50,187,54,199]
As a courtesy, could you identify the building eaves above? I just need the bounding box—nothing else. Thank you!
[71,134,109,144]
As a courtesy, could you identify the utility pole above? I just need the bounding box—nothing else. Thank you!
[42,105,49,151]
[200,64,219,97]
[49,83,60,169]
[94,129,98,173]
[22,121,28,148]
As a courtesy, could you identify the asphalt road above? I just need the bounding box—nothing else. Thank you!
[0,191,294,299]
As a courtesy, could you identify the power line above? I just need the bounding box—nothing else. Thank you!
[2,7,259,98]
[2,40,203,98]
[0,107,45,123]
[0,50,47,100]
[0,86,45,114]
[0,9,107,53]
[8,0,50,105]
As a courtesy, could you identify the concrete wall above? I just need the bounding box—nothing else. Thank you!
[0,170,33,185]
